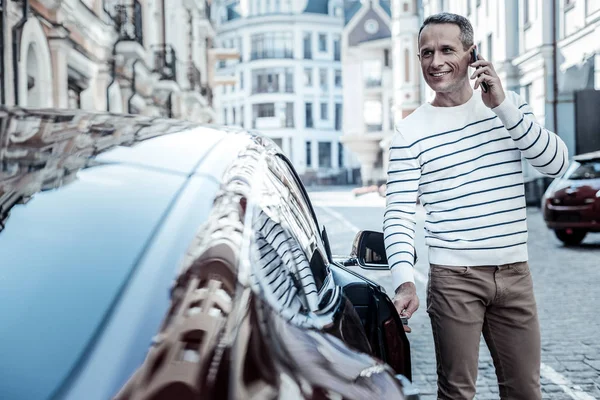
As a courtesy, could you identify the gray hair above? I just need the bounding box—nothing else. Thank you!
[418,12,474,50]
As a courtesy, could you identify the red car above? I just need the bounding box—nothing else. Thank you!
[542,150,600,245]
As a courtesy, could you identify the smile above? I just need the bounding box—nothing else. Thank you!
[431,71,451,77]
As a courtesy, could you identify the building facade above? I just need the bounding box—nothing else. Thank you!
[0,0,230,122]
[340,0,421,184]
[211,0,349,183]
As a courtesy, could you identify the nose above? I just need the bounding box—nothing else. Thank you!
[431,51,444,68]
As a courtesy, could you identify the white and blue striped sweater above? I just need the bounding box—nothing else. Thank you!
[384,90,569,289]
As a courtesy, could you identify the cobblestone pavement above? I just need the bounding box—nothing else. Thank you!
[308,188,600,400]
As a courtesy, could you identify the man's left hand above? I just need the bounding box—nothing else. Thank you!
[470,54,505,109]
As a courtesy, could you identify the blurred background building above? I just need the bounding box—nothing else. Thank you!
[0,0,235,122]
[340,0,421,185]
[210,0,351,184]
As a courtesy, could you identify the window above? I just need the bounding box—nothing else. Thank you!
[318,33,327,52]
[305,103,313,128]
[404,48,410,83]
[523,0,530,25]
[285,102,294,128]
[565,161,600,180]
[304,68,313,86]
[389,99,394,130]
[285,68,294,93]
[223,108,228,124]
[251,32,293,60]
[306,141,312,167]
[271,157,330,292]
[338,142,344,168]
[467,0,472,15]
[252,69,280,94]
[333,35,341,61]
[67,79,83,109]
[384,49,390,67]
[239,71,244,89]
[319,68,328,90]
[363,60,382,87]
[487,34,493,62]
[318,142,332,168]
[232,108,236,124]
[236,36,244,62]
[240,105,244,127]
[587,0,600,15]
[335,70,342,87]
[521,83,532,104]
[274,0,280,12]
[364,100,382,131]
[335,103,342,131]
[255,103,275,118]
[320,103,328,120]
[303,32,312,59]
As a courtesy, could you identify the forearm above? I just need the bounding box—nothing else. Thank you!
[384,134,421,290]
[493,97,569,177]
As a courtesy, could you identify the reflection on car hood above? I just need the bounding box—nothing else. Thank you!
[0,107,233,400]
[0,107,229,232]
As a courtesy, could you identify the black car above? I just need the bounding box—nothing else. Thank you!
[0,108,417,400]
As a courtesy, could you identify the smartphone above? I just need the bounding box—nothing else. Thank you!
[471,48,489,93]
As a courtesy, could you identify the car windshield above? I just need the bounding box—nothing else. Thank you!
[564,161,600,180]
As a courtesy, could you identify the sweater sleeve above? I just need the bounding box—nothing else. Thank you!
[384,129,420,291]
[492,92,569,177]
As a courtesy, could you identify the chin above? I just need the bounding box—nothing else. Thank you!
[427,81,453,93]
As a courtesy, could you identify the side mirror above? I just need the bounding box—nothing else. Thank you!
[351,230,389,270]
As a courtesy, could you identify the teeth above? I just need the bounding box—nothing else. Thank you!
[432,72,449,77]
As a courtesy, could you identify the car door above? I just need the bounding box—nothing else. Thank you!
[268,155,413,380]
[253,154,372,352]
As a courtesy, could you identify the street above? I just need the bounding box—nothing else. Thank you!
[308,187,600,400]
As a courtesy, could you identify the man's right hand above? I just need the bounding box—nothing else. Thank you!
[392,282,419,333]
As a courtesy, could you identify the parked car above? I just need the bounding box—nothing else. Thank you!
[542,150,600,245]
[0,108,418,400]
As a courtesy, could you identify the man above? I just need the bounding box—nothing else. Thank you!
[383,12,568,400]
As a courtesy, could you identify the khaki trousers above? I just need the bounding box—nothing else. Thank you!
[426,262,542,400]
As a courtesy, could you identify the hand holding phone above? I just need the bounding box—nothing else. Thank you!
[471,48,489,93]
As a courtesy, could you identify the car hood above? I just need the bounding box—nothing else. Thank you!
[0,108,228,400]
[550,178,600,206]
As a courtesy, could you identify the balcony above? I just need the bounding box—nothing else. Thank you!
[366,124,383,132]
[365,78,382,88]
[253,116,283,129]
[250,49,294,61]
[152,45,177,82]
[107,1,144,47]
[187,62,202,91]
[200,86,213,106]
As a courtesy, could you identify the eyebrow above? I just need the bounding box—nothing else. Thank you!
[419,44,457,53]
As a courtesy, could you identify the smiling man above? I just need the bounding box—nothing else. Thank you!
[383,13,569,400]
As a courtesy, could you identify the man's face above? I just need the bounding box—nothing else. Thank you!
[418,23,472,93]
